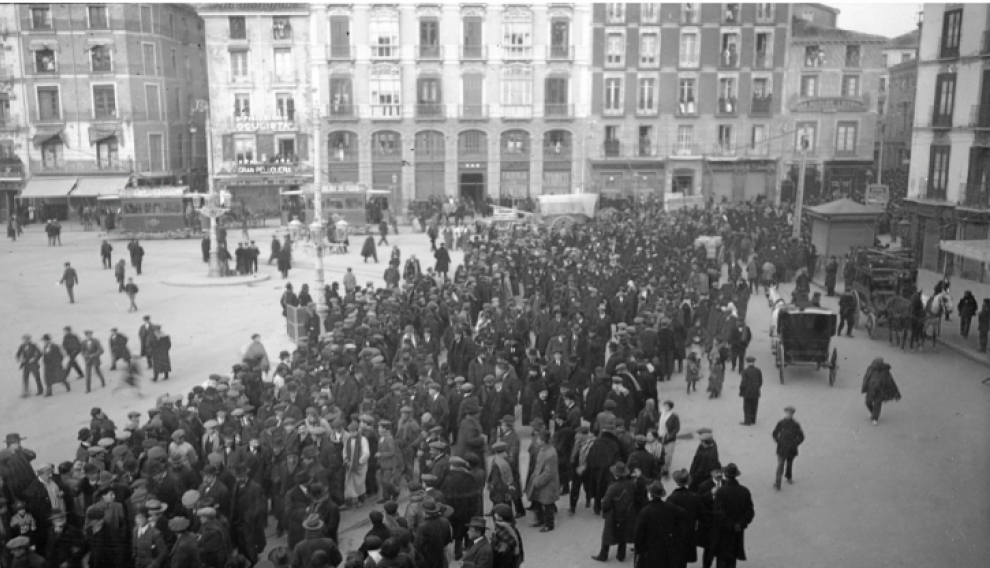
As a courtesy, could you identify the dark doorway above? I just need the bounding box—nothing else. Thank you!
[460,173,484,206]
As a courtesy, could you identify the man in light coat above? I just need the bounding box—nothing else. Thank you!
[526,429,560,532]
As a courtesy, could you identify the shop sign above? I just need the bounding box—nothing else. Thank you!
[233,116,296,132]
[121,187,186,199]
[707,161,776,173]
[790,97,867,113]
[236,164,296,175]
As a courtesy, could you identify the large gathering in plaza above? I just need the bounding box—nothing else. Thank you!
[1,3,988,568]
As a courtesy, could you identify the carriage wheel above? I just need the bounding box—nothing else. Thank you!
[865,312,877,339]
[777,343,785,385]
[828,348,838,386]
[549,215,577,233]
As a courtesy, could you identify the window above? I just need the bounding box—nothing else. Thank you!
[638,126,654,156]
[88,6,109,30]
[940,9,962,58]
[41,139,63,168]
[420,19,439,58]
[97,137,118,168]
[503,131,528,154]
[801,75,819,97]
[718,77,737,114]
[231,51,249,82]
[501,76,532,118]
[229,16,246,40]
[544,77,568,116]
[637,77,656,113]
[640,31,659,66]
[805,45,825,67]
[751,125,768,154]
[676,125,694,154]
[276,93,294,121]
[680,32,699,67]
[276,137,295,161]
[503,22,532,59]
[0,99,10,127]
[752,77,772,114]
[795,122,816,153]
[723,3,740,24]
[682,3,699,25]
[756,3,775,23]
[417,77,443,116]
[185,56,192,80]
[234,93,250,117]
[35,49,57,74]
[141,5,153,33]
[93,85,116,119]
[604,126,620,156]
[606,32,625,66]
[678,78,696,114]
[929,146,950,195]
[550,19,570,59]
[604,77,622,114]
[755,32,773,69]
[934,73,956,126]
[641,3,660,23]
[31,7,52,30]
[841,75,860,97]
[882,53,889,68]
[273,48,293,82]
[717,125,734,154]
[328,132,355,161]
[37,87,60,121]
[845,45,860,68]
[142,43,157,76]
[835,121,858,154]
[370,74,401,117]
[233,135,255,163]
[145,85,161,120]
[606,3,624,23]
[463,17,483,58]
[374,132,400,158]
[371,19,399,58]
[879,77,887,94]
[462,74,484,116]
[330,16,351,58]
[166,13,173,37]
[902,51,914,61]
[273,16,292,40]
[720,32,740,68]
[329,77,353,115]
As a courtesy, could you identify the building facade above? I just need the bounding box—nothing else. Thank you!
[881,59,916,171]
[588,2,790,205]
[198,3,594,213]
[7,3,208,222]
[781,13,885,204]
[904,4,990,279]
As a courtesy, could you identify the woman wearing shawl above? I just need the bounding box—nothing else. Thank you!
[861,357,902,425]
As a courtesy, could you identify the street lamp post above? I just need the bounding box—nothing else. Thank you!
[192,100,225,277]
[792,127,811,240]
[308,109,328,324]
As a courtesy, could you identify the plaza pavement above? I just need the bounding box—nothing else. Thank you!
[1,223,988,566]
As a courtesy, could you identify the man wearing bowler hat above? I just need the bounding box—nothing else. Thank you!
[293,513,343,568]
[738,356,762,426]
[712,463,754,568]
[632,479,685,568]
[462,516,494,568]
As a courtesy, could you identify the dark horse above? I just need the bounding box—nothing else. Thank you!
[884,296,914,350]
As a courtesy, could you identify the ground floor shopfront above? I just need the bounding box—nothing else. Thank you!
[216,164,315,223]
[901,198,990,282]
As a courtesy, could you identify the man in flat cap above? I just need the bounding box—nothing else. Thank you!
[772,406,805,491]
[739,356,763,426]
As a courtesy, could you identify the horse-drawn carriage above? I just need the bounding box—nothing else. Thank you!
[768,286,839,385]
[848,248,918,341]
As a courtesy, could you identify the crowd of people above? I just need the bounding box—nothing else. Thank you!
[2,198,838,568]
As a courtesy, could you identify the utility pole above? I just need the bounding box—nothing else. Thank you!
[877,123,885,185]
[310,6,328,324]
[193,100,224,277]
[792,128,810,240]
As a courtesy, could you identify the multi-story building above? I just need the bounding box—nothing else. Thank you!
[0,5,29,221]
[588,3,790,204]
[9,3,208,222]
[880,58,916,171]
[904,4,990,279]
[198,3,593,214]
[781,10,886,203]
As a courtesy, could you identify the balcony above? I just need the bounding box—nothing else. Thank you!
[548,45,574,61]
[459,104,489,120]
[924,185,948,201]
[983,31,990,55]
[460,45,486,60]
[501,105,532,120]
[717,97,739,117]
[370,104,402,119]
[418,45,443,60]
[602,141,622,158]
[710,144,736,157]
[327,104,357,121]
[372,149,403,162]
[929,105,952,129]
[327,44,354,60]
[754,51,771,69]
[543,143,572,161]
[636,105,658,117]
[370,45,400,60]
[681,8,699,25]
[30,158,133,175]
[751,96,772,116]
[960,182,990,209]
[718,50,740,70]
[544,104,574,119]
[671,142,700,157]
[415,103,446,120]
[503,45,533,60]
[0,159,24,179]
[723,4,740,24]
[970,104,990,129]
[0,113,21,130]
[636,141,659,158]
[271,71,297,84]
[676,101,698,117]
[834,148,859,158]
[272,21,292,41]
[327,148,359,163]
[939,41,959,60]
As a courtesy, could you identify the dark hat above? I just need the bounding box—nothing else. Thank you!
[610,462,630,478]
[784,405,796,413]
[500,415,515,425]
[5,433,25,444]
[491,441,508,453]
[603,399,617,409]
[672,469,691,486]
[492,503,514,522]
[723,463,741,478]
[460,400,480,414]
[648,480,666,498]
[77,428,91,441]
[745,355,756,363]
[467,516,488,530]
[420,497,453,517]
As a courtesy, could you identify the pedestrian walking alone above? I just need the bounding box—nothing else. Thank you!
[62,326,84,380]
[361,235,378,263]
[739,356,762,426]
[378,220,389,246]
[434,243,451,280]
[124,278,140,312]
[861,357,901,425]
[771,406,804,490]
[711,463,754,568]
[958,291,978,338]
[115,259,126,293]
[978,299,990,352]
[824,256,838,296]
[129,240,145,274]
[268,234,281,265]
[81,330,106,393]
[59,262,79,303]
[100,240,113,269]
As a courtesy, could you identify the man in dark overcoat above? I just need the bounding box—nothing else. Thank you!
[771,406,805,490]
[738,357,762,426]
[711,463,755,568]
[632,480,684,568]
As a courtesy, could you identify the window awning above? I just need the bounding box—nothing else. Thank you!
[32,128,65,146]
[939,240,990,264]
[17,177,77,199]
[72,176,132,198]
[89,126,118,144]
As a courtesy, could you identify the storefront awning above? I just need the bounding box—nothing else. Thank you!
[72,176,132,198]
[32,128,65,146]
[939,240,990,264]
[17,177,77,199]
[88,126,119,144]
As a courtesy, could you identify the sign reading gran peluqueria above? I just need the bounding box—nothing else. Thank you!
[235,164,296,175]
